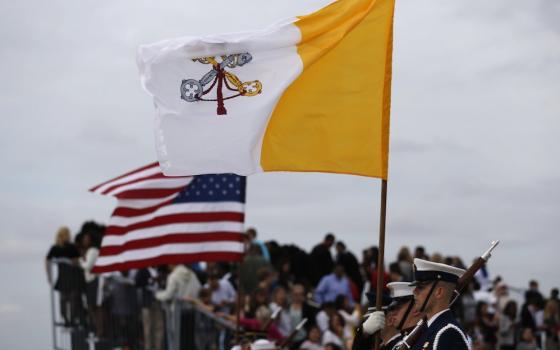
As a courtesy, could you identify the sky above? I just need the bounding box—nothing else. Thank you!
[1,0,559,348]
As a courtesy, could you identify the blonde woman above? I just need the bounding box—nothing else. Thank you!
[45,226,81,326]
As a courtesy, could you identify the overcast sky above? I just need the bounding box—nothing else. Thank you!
[1,0,559,348]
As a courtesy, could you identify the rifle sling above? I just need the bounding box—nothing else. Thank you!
[397,299,415,333]
[419,280,438,313]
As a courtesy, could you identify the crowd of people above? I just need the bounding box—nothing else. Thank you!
[46,221,560,350]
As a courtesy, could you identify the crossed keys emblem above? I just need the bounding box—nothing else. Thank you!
[180,53,263,116]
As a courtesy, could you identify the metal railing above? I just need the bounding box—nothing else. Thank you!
[47,260,236,350]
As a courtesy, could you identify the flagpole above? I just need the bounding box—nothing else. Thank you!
[235,177,248,343]
[235,259,243,342]
[374,179,388,350]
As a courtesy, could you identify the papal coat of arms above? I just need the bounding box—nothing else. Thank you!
[180,53,263,115]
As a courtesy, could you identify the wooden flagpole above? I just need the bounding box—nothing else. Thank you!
[374,179,388,350]
[235,260,243,342]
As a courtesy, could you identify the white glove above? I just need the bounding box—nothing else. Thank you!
[363,311,385,335]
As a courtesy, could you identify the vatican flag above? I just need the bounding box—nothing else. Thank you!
[138,0,395,179]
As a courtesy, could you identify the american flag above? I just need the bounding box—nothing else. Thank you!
[90,162,246,273]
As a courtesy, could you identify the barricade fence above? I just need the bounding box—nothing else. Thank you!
[48,260,236,350]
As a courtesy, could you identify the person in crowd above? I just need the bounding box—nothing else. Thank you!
[499,300,518,350]
[224,305,285,343]
[336,241,364,295]
[309,233,336,286]
[550,288,560,318]
[45,226,83,326]
[516,328,539,350]
[269,285,293,337]
[316,302,337,333]
[156,264,201,350]
[413,246,428,260]
[495,282,513,312]
[240,244,271,295]
[388,262,403,283]
[461,281,478,334]
[80,230,103,336]
[246,227,271,262]
[106,270,139,350]
[135,267,165,350]
[257,267,279,293]
[192,288,219,350]
[247,287,271,318]
[299,325,323,350]
[430,252,443,264]
[289,283,318,346]
[521,289,541,332]
[529,281,544,304]
[322,313,349,349]
[396,246,413,282]
[543,299,560,350]
[315,264,354,306]
[334,294,360,349]
[156,264,201,302]
[370,261,390,298]
[361,247,378,276]
[277,258,295,290]
[476,301,499,350]
[205,271,236,313]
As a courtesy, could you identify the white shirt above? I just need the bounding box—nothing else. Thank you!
[156,265,201,302]
[80,247,99,283]
[322,330,344,347]
[204,279,236,311]
[316,310,329,332]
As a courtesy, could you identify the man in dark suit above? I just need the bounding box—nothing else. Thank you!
[336,241,364,293]
[408,259,470,350]
[308,233,335,286]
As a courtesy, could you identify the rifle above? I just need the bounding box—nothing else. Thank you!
[261,307,282,331]
[395,241,500,350]
[450,240,499,306]
[279,318,308,348]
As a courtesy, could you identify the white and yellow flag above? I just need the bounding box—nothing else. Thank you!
[138,0,395,179]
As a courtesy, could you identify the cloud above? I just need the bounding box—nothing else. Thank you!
[0,303,22,315]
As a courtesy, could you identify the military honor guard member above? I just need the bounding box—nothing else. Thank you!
[379,282,422,350]
[351,291,389,350]
[408,259,470,350]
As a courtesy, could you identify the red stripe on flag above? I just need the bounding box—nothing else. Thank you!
[99,232,246,256]
[113,187,186,199]
[105,212,245,235]
[92,252,244,273]
[89,162,159,192]
[112,199,175,217]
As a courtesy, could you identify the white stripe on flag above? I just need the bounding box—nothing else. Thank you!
[116,194,179,209]
[102,222,245,246]
[105,178,193,197]
[92,166,162,194]
[109,202,245,227]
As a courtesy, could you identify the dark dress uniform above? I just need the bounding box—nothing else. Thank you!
[382,334,403,350]
[411,310,470,350]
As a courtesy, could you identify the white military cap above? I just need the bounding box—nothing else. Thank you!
[251,339,276,350]
[411,258,465,285]
[387,282,415,300]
